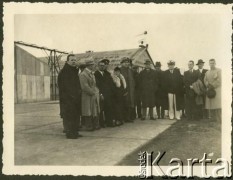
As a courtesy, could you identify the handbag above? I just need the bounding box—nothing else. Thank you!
[206,87,216,99]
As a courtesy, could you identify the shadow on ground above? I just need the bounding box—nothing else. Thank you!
[117,119,221,166]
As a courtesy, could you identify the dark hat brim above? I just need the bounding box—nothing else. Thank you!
[196,62,205,65]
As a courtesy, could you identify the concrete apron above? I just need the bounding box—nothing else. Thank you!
[15,103,176,165]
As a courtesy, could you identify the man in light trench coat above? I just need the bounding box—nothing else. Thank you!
[79,59,100,131]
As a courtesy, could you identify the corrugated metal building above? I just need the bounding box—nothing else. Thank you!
[14,45,50,103]
[38,46,154,100]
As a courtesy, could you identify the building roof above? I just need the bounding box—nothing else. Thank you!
[39,46,154,71]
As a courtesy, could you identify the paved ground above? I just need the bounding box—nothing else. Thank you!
[15,101,176,165]
[118,118,221,165]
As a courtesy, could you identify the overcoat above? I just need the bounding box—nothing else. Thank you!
[58,63,81,118]
[79,68,100,116]
[120,66,135,108]
[196,69,208,83]
[163,68,184,110]
[184,70,199,98]
[138,69,158,108]
[155,70,168,109]
[204,68,221,109]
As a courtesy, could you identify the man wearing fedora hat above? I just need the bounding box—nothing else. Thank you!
[196,59,208,119]
[94,58,115,127]
[154,62,168,119]
[79,58,100,131]
[120,57,135,122]
[196,59,208,83]
[138,59,158,120]
[163,60,183,120]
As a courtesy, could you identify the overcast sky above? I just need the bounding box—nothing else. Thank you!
[14,9,231,70]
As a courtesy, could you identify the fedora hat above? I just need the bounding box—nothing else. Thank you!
[144,59,151,64]
[196,59,205,65]
[121,57,131,64]
[155,61,161,67]
[85,58,95,66]
[100,58,110,65]
[167,60,175,65]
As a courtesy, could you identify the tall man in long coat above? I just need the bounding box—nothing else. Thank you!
[163,60,183,120]
[154,62,168,119]
[94,59,114,127]
[196,59,208,119]
[79,59,100,131]
[204,59,221,122]
[184,60,199,120]
[58,54,82,139]
[139,59,158,120]
[120,57,135,122]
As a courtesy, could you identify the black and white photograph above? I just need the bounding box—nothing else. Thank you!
[2,2,232,177]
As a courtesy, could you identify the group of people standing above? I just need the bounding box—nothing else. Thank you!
[58,54,221,139]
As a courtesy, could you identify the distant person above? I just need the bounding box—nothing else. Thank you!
[154,62,168,119]
[138,59,158,120]
[204,59,221,122]
[94,59,114,127]
[79,59,100,131]
[184,60,199,120]
[112,67,127,126]
[196,59,208,119]
[58,54,82,139]
[163,60,183,120]
[120,57,135,122]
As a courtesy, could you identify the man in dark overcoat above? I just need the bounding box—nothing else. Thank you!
[154,62,168,119]
[58,54,82,139]
[120,57,135,122]
[184,60,199,120]
[196,59,208,119]
[94,59,115,127]
[139,59,158,120]
[163,60,183,120]
[132,65,142,119]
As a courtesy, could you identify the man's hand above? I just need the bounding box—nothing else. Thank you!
[100,94,104,101]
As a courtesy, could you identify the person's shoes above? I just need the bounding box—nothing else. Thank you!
[66,133,78,139]
[150,117,156,120]
[63,130,67,133]
[141,117,145,121]
[95,126,101,130]
[77,134,83,137]
[100,124,106,128]
[106,124,115,127]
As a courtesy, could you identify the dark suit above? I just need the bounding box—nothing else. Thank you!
[155,70,168,118]
[197,69,208,83]
[163,68,184,119]
[58,63,81,138]
[184,69,199,120]
[94,70,114,127]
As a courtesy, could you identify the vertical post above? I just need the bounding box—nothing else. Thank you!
[14,45,18,103]
[54,51,57,100]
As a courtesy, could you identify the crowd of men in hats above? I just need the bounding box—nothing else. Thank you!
[58,54,221,139]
